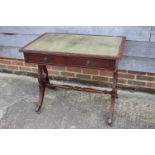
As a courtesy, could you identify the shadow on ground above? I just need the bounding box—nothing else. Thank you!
[0,73,155,129]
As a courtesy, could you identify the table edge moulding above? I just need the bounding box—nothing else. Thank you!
[19,33,126,126]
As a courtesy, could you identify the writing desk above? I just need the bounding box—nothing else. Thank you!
[20,33,126,125]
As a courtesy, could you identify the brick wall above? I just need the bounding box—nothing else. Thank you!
[0,57,155,93]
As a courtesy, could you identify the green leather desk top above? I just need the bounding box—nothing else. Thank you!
[22,33,124,57]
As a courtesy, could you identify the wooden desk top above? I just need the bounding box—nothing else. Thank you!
[20,33,125,59]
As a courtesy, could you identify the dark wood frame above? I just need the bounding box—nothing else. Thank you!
[20,33,126,126]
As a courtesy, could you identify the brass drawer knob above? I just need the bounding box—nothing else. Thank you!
[85,60,91,65]
[43,56,48,62]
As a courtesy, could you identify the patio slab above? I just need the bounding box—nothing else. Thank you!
[0,72,154,129]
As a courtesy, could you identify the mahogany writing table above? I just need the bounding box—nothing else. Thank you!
[19,33,126,125]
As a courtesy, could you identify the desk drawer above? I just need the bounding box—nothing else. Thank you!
[24,53,116,71]
[24,53,66,65]
[67,57,116,70]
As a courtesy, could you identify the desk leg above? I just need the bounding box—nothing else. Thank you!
[42,65,50,84]
[35,65,46,112]
[107,70,118,125]
[42,65,56,89]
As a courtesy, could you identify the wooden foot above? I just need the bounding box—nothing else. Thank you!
[107,118,112,126]
[35,106,41,113]
[35,106,42,113]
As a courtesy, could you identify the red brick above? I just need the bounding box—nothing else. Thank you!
[76,74,91,80]
[19,66,32,72]
[48,70,60,75]
[0,59,11,65]
[7,65,19,70]
[82,68,98,75]
[24,62,37,67]
[118,73,135,79]
[147,82,155,88]
[46,66,53,70]
[109,78,113,82]
[0,64,7,69]
[128,80,146,86]
[61,72,74,77]
[67,67,81,73]
[52,66,66,71]
[11,60,24,66]
[100,70,113,77]
[92,76,108,82]
[136,75,154,81]
[31,67,38,73]
[118,79,127,84]
[147,73,155,77]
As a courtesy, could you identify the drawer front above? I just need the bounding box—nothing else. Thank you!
[24,53,66,65]
[66,57,116,70]
[24,53,116,71]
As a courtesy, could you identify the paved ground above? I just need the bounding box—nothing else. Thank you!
[0,72,155,129]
